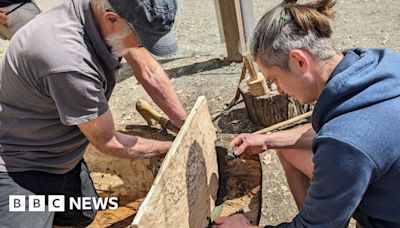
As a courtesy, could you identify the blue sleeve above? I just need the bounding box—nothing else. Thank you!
[274,137,378,228]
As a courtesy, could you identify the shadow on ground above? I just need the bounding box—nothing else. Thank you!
[215,107,262,134]
[117,58,231,83]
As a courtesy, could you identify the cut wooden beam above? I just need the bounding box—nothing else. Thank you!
[216,0,254,61]
[218,0,249,61]
[131,96,219,228]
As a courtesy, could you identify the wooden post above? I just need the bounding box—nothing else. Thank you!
[216,0,254,62]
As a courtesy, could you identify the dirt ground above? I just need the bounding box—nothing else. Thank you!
[1,0,399,227]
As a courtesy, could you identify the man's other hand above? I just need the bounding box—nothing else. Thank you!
[229,133,268,159]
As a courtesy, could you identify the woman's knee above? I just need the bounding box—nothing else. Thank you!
[275,148,314,179]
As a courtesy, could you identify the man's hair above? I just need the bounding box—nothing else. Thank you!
[251,0,339,70]
[90,0,133,57]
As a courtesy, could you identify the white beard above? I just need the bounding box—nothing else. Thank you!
[105,24,133,58]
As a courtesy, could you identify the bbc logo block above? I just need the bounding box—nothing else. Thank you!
[9,195,65,212]
[9,195,25,212]
[9,195,117,212]
[48,195,65,212]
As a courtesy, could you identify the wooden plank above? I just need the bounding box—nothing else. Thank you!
[131,96,219,228]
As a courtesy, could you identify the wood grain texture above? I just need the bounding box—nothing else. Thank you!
[85,125,174,199]
[240,81,313,127]
[131,96,219,228]
[218,0,242,62]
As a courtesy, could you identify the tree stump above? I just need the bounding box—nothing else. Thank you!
[239,81,313,127]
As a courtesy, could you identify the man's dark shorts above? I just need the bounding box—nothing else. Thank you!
[0,160,98,228]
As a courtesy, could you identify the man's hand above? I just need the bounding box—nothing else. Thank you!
[79,109,172,158]
[229,133,268,158]
[0,8,8,26]
[214,214,260,228]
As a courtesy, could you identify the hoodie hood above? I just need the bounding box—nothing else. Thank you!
[312,48,400,132]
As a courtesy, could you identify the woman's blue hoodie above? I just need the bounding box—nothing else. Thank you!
[278,48,400,227]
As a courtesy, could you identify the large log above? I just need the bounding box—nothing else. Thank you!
[239,81,313,127]
[131,96,219,228]
[84,125,174,199]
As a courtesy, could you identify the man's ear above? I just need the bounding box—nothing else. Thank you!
[288,49,309,74]
[102,11,125,33]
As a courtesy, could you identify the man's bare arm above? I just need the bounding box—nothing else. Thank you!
[264,123,315,150]
[78,109,171,158]
[124,48,187,128]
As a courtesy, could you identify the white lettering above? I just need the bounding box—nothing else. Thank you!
[69,197,81,210]
[82,197,92,210]
[9,195,25,212]
[108,197,119,210]
[28,195,45,211]
[92,197,108,210]
[48,195,65,212]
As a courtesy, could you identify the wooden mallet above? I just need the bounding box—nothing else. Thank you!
[136,99,180,134]
[243,53,269,97]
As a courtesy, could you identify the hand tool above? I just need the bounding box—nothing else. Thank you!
[136,99,180,134]
[243,53,269,97]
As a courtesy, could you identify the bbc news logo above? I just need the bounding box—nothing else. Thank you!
[9,195,118,212]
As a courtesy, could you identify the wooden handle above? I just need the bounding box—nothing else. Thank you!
[243,54,258,81]
[136,99,179,133]
[255,111,313,134]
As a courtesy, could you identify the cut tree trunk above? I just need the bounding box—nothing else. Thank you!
[240,81,313,127]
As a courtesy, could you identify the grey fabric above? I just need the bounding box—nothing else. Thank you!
[0,160,98,227]
[0,0,120,174]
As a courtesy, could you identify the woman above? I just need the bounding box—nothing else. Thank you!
[216,0,400,227]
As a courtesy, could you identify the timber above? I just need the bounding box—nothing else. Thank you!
[217,0,245,61]
[84,125,174,199]
[131,96,219,228]
[255,111,313,135]
[240,81,313,127]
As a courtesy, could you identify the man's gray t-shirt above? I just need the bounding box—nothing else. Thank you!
[0,0,120,173]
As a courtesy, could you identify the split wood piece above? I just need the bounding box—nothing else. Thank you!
[136,99,180,134]
[243,54,269,97]
[131,96,219,228]
[255,111,313,135]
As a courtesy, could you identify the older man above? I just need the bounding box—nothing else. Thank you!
[0,0,186,226]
